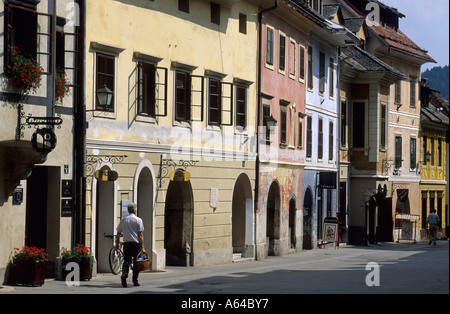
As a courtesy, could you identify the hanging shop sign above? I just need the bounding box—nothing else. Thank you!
[94,169,119,182]
[26,116,63,126]
[318,171,337,189]
[169,170,190,182]
[31,128,57,154]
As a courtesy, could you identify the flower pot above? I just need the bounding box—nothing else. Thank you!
[9,260,48,287]
[62,257,92,281]
[79,257,93,281]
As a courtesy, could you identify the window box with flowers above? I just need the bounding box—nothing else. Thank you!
[55,68,70,103]
[8,246,49,286]
[60,244,94,281]
[8,46,44,95]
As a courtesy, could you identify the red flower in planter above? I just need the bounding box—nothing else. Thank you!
[9,46,44,94]
[13,246,48,263]
[55,68,70,103]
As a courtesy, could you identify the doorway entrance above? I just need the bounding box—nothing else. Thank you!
[136,167,154,258]
[289,198,296,249]
[232,173,253,257]
[266,181,280,256]
[164,178,193,266]
[303,187,313,249]
[26,166,60,258]
[95,166,115,273]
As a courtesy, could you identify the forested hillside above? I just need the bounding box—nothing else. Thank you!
[422,65,449,101]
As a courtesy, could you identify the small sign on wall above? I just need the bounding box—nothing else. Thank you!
[13,188,23,205]
[62,180,72,197]
[322,216,339,249]
[210,188,219,209]
[121,200,130,219]
[61,199,73,217]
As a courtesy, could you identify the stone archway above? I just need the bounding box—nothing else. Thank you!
[164,178,194,266]
[136,167,154,260]
[232,173,253,258]
[267,181,280,256]
[95,166,115,272]
[289,197,296,249]
[303,187,313,250]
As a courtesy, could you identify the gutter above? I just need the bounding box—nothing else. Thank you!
[255,0,278,260]
[284,0,326,27]
[73,0,87,246]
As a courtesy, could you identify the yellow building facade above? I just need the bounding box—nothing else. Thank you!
[84,0,259,271]
[419,85,448,239]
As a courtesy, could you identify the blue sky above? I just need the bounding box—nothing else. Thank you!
[380,0,449,71]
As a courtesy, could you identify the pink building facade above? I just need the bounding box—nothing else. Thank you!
[255,1,324,258]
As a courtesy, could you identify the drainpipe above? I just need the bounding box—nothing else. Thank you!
[73,0,87,246]
[336,51,341,241]
[255,0,278,260]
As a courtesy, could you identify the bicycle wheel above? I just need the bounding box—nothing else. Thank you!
[109,247,124,275]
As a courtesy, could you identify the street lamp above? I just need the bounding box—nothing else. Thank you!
[266,115,278,134]
[96,84,113,109]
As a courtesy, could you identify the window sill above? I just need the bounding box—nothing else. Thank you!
[235,127,249,136]
[206,124,222,132]
[265,63,274,71]
[136,114,157,124]
[173,120,191,128]
[89,110,117,119]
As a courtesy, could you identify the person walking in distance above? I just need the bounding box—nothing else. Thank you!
[427,209,440,245]
[116,203,146,287]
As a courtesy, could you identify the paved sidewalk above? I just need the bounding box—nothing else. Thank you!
[1,240,448,295]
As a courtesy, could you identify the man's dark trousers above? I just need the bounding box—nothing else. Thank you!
[122,242,140,284]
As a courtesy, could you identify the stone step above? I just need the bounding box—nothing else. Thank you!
[232,253,254,263]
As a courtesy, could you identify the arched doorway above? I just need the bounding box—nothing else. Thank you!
[289,197,296,249]
[164,177,193,266]
[136,167,154,259]
[232,173,253,257]
[267,181,280,256]
[303,187,313,250]
[95,166,115,272]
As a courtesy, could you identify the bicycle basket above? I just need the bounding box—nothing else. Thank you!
[133,252,151,272]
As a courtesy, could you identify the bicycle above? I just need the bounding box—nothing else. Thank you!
[104,233,124,275]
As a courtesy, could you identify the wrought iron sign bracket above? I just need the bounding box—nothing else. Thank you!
[17,104,63,140]
[158,156,198,188]
[86,154,128,178]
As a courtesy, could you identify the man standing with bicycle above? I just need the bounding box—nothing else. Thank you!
[116,203,146,287]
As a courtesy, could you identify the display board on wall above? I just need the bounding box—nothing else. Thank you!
[322,216,339,249]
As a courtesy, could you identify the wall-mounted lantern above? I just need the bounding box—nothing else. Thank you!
[96,84,113,108]
[425,151,432,162]
[266,115,278,134]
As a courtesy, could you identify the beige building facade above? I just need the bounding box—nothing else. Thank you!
[0,0,78,279]
[84,0,259,271]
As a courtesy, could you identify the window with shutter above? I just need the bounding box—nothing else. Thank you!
[395,135,402,168]
[306,116,312,158]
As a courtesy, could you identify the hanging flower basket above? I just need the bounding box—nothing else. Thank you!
[55,68,70,103]
[9,46,44,94]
